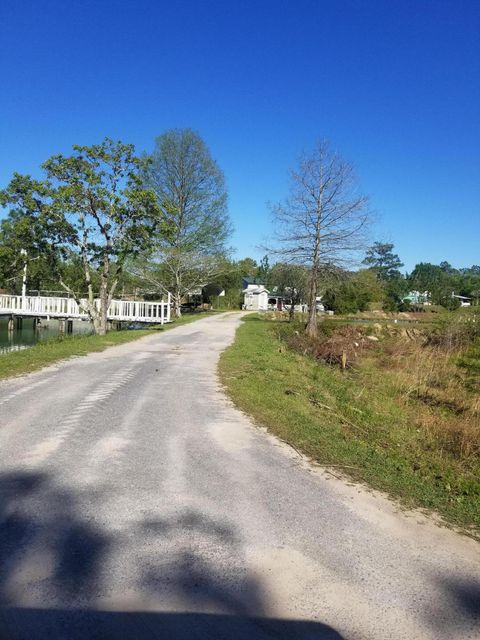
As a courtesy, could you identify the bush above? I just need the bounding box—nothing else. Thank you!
[323,282,371,314]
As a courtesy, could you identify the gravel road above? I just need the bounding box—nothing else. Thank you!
[0,312,478,639]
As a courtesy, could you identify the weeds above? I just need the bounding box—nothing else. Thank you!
[284,318,480,462]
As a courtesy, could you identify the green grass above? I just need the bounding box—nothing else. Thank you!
[458,337,480,378]
[219,315,480,536]
[0,311,221,381]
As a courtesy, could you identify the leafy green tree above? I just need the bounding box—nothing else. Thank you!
[408,263,448,305]
[257,255,270,283]
[59,253,101,296]
[139,128,231,317]
[322,282,366,314]
[214,257,249,307]
[1,139,163,334]
[322,269,380,314]
[383,276,409,311]
[0,179,59,293]
[362,242,403,280]
[45,138,164,334]
[439,291,462,310]
[213,257,242,291]
[470,288,480,306]
[236,257,258,278]
[439,261,458,274]
[455,266,480,302]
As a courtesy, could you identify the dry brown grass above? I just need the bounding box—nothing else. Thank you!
[370,330,480,462]
[420,413,480,460]
[286,320,480,464]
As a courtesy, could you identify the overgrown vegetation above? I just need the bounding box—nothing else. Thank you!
[219,313,480,536]
[0,311,219,380]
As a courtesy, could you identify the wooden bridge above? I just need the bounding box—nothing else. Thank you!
[0,293,171,325]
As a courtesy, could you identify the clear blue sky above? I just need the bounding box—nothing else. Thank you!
[1,0,479,272]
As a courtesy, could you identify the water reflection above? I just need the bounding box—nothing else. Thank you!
[0,317,93,354]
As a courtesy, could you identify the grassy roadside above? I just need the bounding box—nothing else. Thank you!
[219,315,480,536]
[0,311,222,381]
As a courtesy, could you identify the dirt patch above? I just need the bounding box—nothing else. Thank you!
[286,325,377,368]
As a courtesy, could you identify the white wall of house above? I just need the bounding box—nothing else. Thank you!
[256,291,269,310]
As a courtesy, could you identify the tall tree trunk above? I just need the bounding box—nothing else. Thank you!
[93,277,109,335]
[306,271,318,337]
[93,253,111,335]
[173,271,182,318]
[289,298,295,321]
[306,209,321,338]
[173,292,182,318]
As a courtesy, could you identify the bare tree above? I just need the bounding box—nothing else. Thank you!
[128,250,225,307]
[270,141,369,337]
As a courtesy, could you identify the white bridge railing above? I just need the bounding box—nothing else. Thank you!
[0,293,171,324]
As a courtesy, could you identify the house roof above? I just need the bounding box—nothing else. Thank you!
[243,286,269,295]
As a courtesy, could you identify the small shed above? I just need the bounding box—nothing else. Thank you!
[243,285,269,311]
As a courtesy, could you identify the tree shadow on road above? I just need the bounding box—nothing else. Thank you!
[0,471,109,607]
[0,470,345,639]
[428,574,480,635]
[1,609,345,640]
[444,577,480,620]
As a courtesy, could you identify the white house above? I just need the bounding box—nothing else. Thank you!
[403,291,431,306]
[242,279,270,311]
[452,293,472,307]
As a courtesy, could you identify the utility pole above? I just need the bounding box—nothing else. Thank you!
[19,249,40,300]
[20,248,28,299]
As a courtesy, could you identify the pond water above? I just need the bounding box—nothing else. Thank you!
[0,316,93,354]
